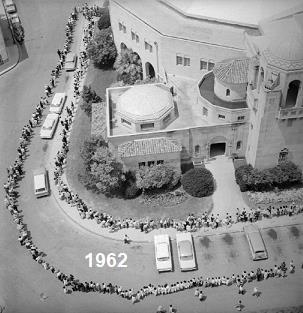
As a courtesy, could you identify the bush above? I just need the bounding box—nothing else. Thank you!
[97,8,111,30]
[181,168,215,197]
[124,182,141,199]
[114,48,143,85]
[87,27,117,69]
[235,161,302,192]
[136,164,180,192]
[81,85,102,116]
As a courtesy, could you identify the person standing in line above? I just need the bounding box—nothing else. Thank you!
[235,300,244,311]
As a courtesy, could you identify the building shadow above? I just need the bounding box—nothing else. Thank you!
[18,42,29,62]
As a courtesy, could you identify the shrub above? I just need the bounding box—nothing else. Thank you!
[181,168,215,197]
[87,27,117,69]
[97,8,110,30]
[136,164,180,192]
[81,85,102,116]
[235,161,302,192]
[114,48,143,85]
[124,182,141,199]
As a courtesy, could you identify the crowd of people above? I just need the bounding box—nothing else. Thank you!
[2,2,303,307]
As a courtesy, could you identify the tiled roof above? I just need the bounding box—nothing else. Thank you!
[118,137,182,158]
[213,57,250,84]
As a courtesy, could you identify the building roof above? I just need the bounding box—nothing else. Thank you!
[213,57,250,84]
[117,84,174,122]
[118,137,182,158]
[162,0,303,28]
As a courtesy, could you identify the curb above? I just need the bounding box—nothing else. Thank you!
[0,42,21,77]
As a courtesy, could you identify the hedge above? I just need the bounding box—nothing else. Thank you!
[181,168,215,198]
[235,161,302,192]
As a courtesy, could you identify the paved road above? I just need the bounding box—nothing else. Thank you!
[1,1,303,313]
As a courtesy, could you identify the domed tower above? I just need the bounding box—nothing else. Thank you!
[245,25,303,170]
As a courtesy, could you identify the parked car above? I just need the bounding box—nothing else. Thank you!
[33,168,50,197]
[5,0,16,13]
[154,234,172,272]
[40,113,59,139]
[50,92,66,114]
[176,232,196,271]
[65,53,77,71]
[243,224,268,260]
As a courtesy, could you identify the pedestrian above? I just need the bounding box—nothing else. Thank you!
[235,300,243,311]
[124,234,129,244]
[168,305,174,313]
[290,260,295,273]
[156,305,165,313]
[57,49,61,58]
[252,286,259,297]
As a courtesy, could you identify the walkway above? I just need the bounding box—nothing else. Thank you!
[205,155,249,217]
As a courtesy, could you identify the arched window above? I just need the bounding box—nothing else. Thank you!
[285,80,301,107]
[226,89,230,96]
[236,141,242,150]
[194,145,200,155]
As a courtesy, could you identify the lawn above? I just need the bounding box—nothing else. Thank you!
[66,64,213,220]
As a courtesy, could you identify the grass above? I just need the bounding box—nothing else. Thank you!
[66,63,213,220]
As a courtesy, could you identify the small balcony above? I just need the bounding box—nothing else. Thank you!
[276,107,303,120]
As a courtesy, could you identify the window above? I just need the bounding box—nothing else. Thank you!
[208,61,215,70]
[236,141,242,150]
[144,41,152,52]
[148,161,155,167]
[118,22,123,31]
[138,162,146,168]
[195,145,200,154]
[121,118,131,126]
[226,89,230,96]
[184,57,190,66]
[157,160,164,165]
[141,123,154,130]
[218,114,225,120]
[135,34,139,43]
[163,114,170,124]
[200,59,208,70]
[176,55,183,65]
[278,148,288,162]
[131,31,135,40]
[237,116,245,121]
[203,107,208,116]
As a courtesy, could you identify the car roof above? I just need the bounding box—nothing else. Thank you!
[179,240,192,257]
[66,53,75,61]
[156,242,169,259]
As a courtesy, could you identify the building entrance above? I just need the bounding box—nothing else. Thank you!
[210,142,226,158]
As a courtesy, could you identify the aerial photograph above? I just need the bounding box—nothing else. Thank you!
[1,0,303,312]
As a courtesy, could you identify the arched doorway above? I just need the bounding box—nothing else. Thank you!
[285,80,300,107]
[120,42,127,51]
[209,136,227,158]
[145,62,155,79]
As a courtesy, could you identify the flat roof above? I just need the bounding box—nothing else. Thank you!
[163,0,303,28]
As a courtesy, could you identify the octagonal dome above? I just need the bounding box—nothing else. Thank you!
[117,84,174,122]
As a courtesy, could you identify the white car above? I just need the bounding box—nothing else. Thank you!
[176,232,196,271]
[65,53,77,71]
[50,92,66,114]
[33,168,50,198]
[40,113,59,139]
[5,0,16,13]
[154,234,172,272]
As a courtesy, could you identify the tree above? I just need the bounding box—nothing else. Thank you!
[89,147,125,195]
[136,164,180,192]
[87,27,117,68]
[81,85,102,116]
[181,168,215,197]
[97,7,111,30]
[114,48,143,85]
